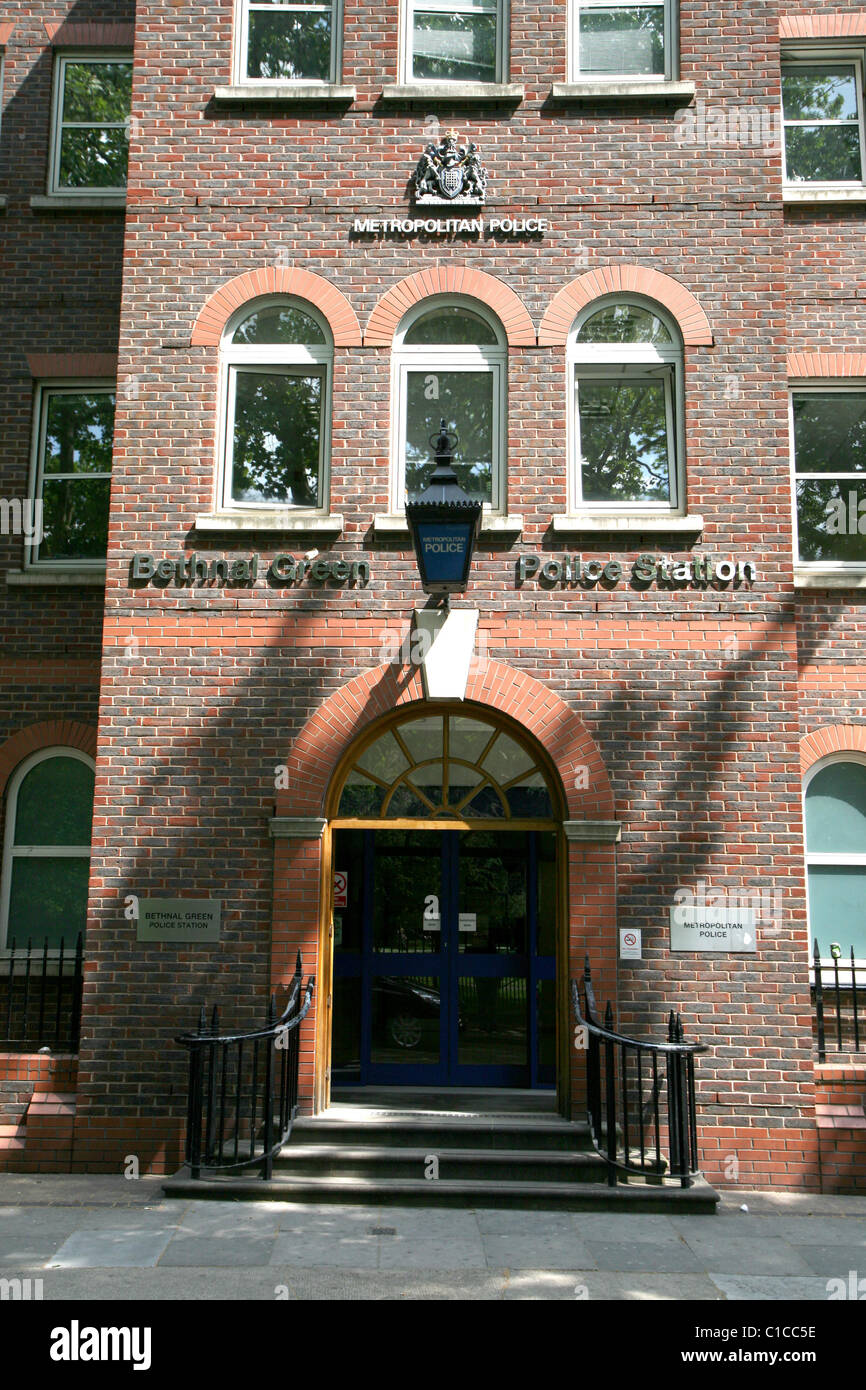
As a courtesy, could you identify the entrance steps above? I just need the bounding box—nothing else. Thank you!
[163,1089,720,1212]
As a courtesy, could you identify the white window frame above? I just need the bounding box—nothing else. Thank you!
[25,380,114,571]
[400,0,506,85]
[569,0,673,82]
[803,752,866,962]
[788,383,866,571]
[781,51,866,189]
[391,296,507,515]
[0,747,94,957]
[234,0,343,85]
[567,296,684,515]
[217,297,333,515]
[48,52,133,197]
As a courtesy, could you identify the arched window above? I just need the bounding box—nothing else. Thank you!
[335,711,556,822]
[0,749,95,951]
[220,297,333,513]
[392,298,507,514]
[568,297,684,513]
[804,756,866,956]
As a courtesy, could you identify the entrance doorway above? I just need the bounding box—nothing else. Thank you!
[326,708,562,1090]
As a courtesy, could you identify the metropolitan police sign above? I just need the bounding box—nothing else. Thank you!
[137,899,221,943]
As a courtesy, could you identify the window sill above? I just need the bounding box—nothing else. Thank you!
[381,82,524,103]
[212,83,356,104]
[794,565,866,589]
[6,567,106,586]
[783,187,866,204]
[30,194,126,210]
[551,512,704,536]
[550,80,695,103]
[194,510,344,536]
[373,513,523,540]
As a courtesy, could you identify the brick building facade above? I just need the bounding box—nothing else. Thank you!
[1,0,865,1193]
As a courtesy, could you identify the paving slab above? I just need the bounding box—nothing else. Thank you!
[0,1233,68,1265]
[158,1234,277,1268]
[766,1216,866,1246]
[46,1230,173,1269]
[482,1234,596,1269]
[571,1213,685,1244]
[475,1209,584,1235]
[584,1240,705,1274]
[0,1175,165,1205]
[678,1235,813,1276]
[269,1233,380,1268]
[788,1245,866,1277]
[503,1270,724,1300]
[378,1237,486,1270]
[709,1274,838,1301]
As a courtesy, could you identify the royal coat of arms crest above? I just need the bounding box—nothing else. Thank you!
[412,132,489,205]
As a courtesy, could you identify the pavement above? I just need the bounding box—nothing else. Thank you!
[1,1175,865,1300]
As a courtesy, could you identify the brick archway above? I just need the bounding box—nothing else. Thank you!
[801,724,866,775]
[190,267,363,347]
[277,660,613,819]
[271,662,617,1116]
[364,266,537,348]
[538,265,713,347]
[0,720,97,796]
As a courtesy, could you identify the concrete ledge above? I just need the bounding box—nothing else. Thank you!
[6,567,106,586]
[381,82,524,103]
[195,511,344,535]
[269,817,327,839]
[213,84,356,103]
[784,187,866,204]
[373,513,523,539]
[794,565,866,589]
[30,195,126,210]
[551,513,703,535]
[550,80,695,102]
[563,820,622,843]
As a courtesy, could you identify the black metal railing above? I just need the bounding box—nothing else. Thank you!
[177,952,314,1180]
[0,935,84,1052]
[812,941,865,1062]
[572,957,708,1189]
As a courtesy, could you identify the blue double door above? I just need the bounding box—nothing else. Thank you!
[332,828,556,1088]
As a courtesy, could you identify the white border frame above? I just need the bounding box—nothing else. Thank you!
[781,51,866,190]
[400,0,506,85]
[566,295,684,515]
[234,0,343,85]
[48,52,133,197]
[802,751,866,957]
[788,383,866,571]
[0,747,95,955]
[25,380,115,571]
[568,0,673,83]
[216,296,334,516]
[390,295,507,515]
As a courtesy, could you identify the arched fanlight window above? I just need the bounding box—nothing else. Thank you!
[0,749,95,951]
[804,756,866,956]
[220,297,333,513]
[568,297,684,513]
[392,298,507,514]
[335,712,556,822]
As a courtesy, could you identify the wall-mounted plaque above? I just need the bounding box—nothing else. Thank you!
[137,899,221,943]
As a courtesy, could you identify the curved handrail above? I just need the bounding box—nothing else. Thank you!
[573,956,707,1189]
[176,951,315,1180]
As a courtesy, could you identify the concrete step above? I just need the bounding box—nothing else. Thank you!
[272,1143,608,1183]
[162,1172,720,1213]
[291,1114,589,1152]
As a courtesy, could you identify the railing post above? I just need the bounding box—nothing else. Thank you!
[666,1011,683,1180]
[261,993,276,1180]
[187,1006,207,1180]
[853,947,861,1054]
[813,940,827,1061]
[204,1004,219,1165]
[603,1001,617,1187]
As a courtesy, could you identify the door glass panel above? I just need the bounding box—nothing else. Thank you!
[372,837,442,953]
[537,833,557,956]
[448,762,485,807]
[398,717,443,763]
[464,785,506,818]
[537,979,556,1073]
[332,977,361,1077]
[458,976,528,1067]
[407,761,445,804]
[449,716,495,763]
[338,770,386,819]
[458,836,528,954]
[371,976,441,1064]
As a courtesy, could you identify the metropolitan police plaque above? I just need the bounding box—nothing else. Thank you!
[137,899,221,943]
